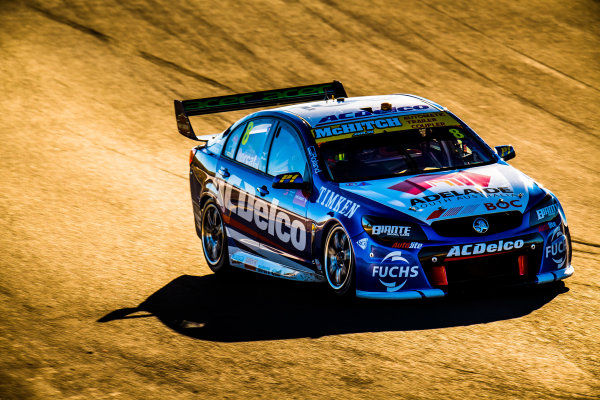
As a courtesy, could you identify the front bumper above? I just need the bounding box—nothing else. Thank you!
[353,219,573,300]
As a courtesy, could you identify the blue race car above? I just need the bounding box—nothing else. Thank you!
[174,81,573,299]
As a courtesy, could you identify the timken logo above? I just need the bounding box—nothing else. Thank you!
[447,239,524,258]
[389,172,492,195]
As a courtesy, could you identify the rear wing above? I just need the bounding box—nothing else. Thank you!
[174,81,347,140]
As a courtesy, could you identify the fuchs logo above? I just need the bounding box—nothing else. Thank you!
[473,217,489,234]
[447,239,524,258]
[372,251,419,292]
[356,238,368,250]
[545,226,566,268]
[389,171,492,195]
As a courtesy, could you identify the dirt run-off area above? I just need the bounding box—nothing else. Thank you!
[1,0,599,398]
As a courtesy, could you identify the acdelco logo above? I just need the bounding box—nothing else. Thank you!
[217,177,307,251]
[447,239,524,258]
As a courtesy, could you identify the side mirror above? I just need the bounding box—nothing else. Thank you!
[495,145,516,161]
[272,173,310,190]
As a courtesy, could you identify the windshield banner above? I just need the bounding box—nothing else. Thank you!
[311,112,460,144]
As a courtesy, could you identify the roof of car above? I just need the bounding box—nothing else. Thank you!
[275,94,446,128]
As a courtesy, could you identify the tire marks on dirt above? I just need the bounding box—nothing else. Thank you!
[139,51,233,92]
[29,5,111,43]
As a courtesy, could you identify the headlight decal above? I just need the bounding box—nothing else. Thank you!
[361,216,427,241]
[529,195,560,226]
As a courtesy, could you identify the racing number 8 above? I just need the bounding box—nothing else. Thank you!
[450,128,464,139]
[241,121,254,145]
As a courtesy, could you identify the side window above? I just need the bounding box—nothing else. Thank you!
[223,123,246,159]
[267,122,308,178]
[234,119,274,171]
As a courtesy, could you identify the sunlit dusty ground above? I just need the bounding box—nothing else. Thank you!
[1,0,598,398]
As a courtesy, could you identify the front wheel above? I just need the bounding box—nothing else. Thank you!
[201,201,229,274]
[324,224,355,296]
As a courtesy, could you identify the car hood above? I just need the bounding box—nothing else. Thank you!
[339,163,541,225]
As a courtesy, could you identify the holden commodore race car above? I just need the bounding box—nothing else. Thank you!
[174,81,573,299]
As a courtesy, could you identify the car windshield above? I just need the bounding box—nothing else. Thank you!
[319,126,494,182]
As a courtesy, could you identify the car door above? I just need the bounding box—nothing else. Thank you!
[215,117,312,270]
[263,119,313,266]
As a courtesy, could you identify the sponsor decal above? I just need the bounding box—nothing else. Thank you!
[496,145,513,159]
[344,181,371,187]
[389,171,492,195]
[537,203,558,220]
[316,187,360,218]
[356,238,368,250]
[307,146,322,174]
[372,251,420,292]
[392,242,423,249]
[484,199,522,210]
[236,152,260,169]
[538,221,557,232]
[408,186,515,207]
[278,173,301,184]
[313,116,404,140]
[545,226,566,268]
[217,177,307,251]
[447,239,524,258]
[311,111,460,144]
[372,225,411,237]
[316,105,431,125]
[293,190,307,207]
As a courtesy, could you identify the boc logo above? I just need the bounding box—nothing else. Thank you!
[372,251,419,292]
[546,226,567,268]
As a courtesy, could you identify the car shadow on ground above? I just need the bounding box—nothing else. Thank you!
[98,271,568,342]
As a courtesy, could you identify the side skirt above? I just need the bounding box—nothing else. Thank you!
[228,247,325,283]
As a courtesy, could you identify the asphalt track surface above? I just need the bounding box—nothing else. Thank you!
[1,0,599,398]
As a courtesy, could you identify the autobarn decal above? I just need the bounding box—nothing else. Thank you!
[391,242,423,249]
[217,177,308,252]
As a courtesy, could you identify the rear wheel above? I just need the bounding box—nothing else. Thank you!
[324,224,355,296]
[201,201,229,274]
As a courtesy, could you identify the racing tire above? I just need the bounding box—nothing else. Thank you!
[323,223,355,297]
[200,200,230,274]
